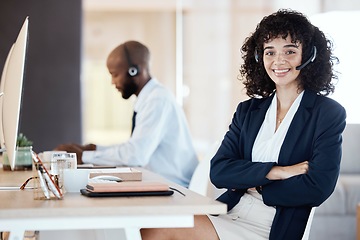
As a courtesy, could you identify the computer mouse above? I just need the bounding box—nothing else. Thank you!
[90,175,122,182]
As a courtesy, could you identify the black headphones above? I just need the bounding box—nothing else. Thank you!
[254,45,317,70]
[124,43,139,77]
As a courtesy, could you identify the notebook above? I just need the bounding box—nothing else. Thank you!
[80,188,174,197]
[85,181,168,193]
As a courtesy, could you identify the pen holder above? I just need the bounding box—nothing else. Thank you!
[33,160,66,200]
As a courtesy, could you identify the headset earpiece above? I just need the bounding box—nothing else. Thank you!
[128,66,138,77]
[124,44,139,77]
[254,49,259,63]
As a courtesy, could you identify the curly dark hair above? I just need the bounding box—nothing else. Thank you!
[240,9,338,98]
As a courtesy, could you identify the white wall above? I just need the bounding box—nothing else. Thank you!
[311,11,360,124]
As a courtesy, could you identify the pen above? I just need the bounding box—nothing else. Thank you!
[41,166,62,199]
[37,167,50,199]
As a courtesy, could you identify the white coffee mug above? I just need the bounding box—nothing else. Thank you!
[63,169,90,193]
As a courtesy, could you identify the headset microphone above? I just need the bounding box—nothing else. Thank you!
[124,44,139,77]
[296,46,317,70]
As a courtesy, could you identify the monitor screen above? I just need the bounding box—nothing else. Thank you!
[0,17,29,170]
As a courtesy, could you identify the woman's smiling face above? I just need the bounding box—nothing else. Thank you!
[263,35,303,89]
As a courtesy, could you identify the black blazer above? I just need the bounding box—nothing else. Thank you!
[210,90,346,240]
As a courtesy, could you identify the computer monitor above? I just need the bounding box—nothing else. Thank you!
[0,17,29,170]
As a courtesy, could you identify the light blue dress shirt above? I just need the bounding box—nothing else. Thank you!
[82,78,198,187]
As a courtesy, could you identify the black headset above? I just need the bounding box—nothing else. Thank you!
[254,45,317,70]
[124,43,139,77]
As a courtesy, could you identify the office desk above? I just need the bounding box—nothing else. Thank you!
[0,168,226,240]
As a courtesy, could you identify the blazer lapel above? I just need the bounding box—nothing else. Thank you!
[244,95,274,160]
[278,90,317,165]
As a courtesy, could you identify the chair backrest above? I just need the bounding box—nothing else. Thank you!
[301,207,316,240]
[188,141,220,196]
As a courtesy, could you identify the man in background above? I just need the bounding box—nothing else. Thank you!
[55,40,198,187]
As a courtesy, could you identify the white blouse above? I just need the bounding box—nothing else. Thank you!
[252,91,304,163]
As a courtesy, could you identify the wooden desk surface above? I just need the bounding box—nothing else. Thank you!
[0,168,226,220]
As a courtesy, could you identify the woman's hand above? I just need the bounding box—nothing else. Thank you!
[266,161,309,180]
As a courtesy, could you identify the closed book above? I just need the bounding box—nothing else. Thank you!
[86,181,169,193]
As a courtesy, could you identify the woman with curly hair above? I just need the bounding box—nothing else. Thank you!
[141,9,346,240]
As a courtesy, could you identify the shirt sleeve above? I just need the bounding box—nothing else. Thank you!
[82,96,172,167]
